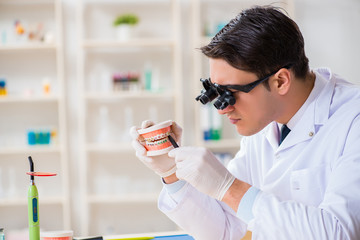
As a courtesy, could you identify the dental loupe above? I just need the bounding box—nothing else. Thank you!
[195,78,236,110]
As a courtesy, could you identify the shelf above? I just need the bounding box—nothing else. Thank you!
[84,0,171,4]
[88,193,158,204]
[0,0,55,5]
[0,43,57,51]
[0,196,64,207]
[0,145,62,155]
[82,39,174,49]
[85,91,173,101]
[0,0,70,231]
[0,95,59,103]
[86,143,133,153]
[78,0,182,235]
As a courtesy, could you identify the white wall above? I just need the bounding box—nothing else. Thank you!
[294,0,360,83]
[60,0,360,235]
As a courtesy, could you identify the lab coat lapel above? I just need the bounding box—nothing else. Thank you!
[265,122,281,152]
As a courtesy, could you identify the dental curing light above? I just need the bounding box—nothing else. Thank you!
[27,156,57,240]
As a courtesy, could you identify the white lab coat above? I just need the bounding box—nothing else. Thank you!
[158,68,360,240]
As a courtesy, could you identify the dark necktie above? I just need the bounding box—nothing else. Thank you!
[279,124,291,145]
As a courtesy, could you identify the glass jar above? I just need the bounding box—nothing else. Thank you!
[0,228,5,240]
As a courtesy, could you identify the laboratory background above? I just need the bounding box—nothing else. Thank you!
[0,0,359,238]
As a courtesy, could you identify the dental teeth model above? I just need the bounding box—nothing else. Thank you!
[137,120,175,156]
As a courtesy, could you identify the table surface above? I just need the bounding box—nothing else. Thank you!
[102,230,252,240]
[103,231,189,239]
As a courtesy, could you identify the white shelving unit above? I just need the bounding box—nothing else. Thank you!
[0,0,70,232]
[77,0,183,236]
[191,0,294,157]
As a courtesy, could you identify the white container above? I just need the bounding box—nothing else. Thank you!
[115,25,133,41]
[41,230,73,240]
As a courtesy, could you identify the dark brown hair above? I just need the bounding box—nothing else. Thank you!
[201,6,309,80]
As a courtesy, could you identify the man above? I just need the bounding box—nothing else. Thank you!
[130,6,360,239]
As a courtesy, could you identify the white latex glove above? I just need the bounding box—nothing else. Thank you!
[169,146,235,200]
[129,120,182,177]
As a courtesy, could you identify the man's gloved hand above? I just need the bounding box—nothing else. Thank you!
[129,120,182,177]
[169,146,235,200]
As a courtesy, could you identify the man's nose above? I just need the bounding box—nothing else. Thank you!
[217,104,235,115]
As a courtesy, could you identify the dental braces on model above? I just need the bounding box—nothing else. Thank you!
[143,131,171,144]
[137,120,176,156]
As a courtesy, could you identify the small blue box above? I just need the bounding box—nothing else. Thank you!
[27,131,36,145]
[154,235,194,240]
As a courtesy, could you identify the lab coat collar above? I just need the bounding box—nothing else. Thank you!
[313,68,335,125]
[265,68,334,152]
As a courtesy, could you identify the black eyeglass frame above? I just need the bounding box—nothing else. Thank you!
[195,64,293,110]
[213,64,293,93]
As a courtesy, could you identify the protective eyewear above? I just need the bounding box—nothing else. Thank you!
[195,64,292,110]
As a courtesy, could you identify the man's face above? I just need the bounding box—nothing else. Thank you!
[209,58,280,136]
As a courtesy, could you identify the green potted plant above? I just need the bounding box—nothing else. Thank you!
[113,14,139,41]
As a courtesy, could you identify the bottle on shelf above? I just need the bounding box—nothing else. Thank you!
[0,79,7,96]
[144,63,152,91]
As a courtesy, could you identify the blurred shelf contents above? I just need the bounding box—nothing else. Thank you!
[0,228,4,240]
[27,128,57,146]
[200,105,222,141]
[1,18,55,46]
[0,79,7,96]
[112,72,140,92]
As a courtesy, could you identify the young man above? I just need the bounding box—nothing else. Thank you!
[130,6,360,239]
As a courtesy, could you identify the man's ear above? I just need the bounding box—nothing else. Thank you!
[271,68,291,95]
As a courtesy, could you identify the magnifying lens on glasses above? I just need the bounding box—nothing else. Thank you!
[195,78,236,110]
